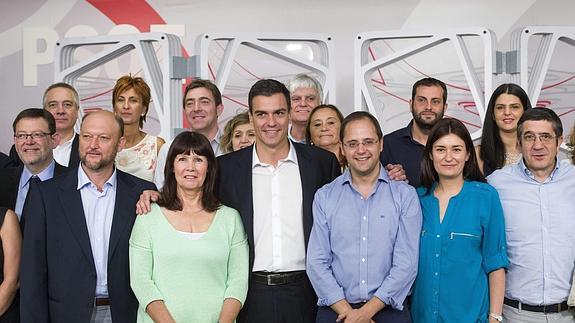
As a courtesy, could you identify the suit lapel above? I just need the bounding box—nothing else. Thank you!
[294,144,315,246]
[238,147,254,249]
[108,171,134,261]
[59,170,95,267]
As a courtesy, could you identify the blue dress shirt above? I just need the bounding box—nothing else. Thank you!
[380,122,424,188]
[15,161,55,219]
[410,181,508,323]
[78,166,117,298]
[307,167,422,310]
[488,159,575,305]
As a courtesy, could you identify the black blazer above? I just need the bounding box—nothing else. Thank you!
[0,162,68,211]
[217,142,340,271]
[0,152,16,168]
[9,133,80,167]
[20,168,156,323]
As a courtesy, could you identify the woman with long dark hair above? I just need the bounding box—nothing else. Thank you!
[411,118,508,322]
[476,83,531,175]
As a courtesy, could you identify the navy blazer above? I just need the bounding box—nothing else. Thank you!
[9,133,80,167]
[0,162,68,211]
[20,168,156,323]
[217,142,340,271]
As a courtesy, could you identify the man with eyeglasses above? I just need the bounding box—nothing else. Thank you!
[0,108,68,219]
[307,111,422,323]
[380,77,448,187]
[488,108,575,323]
[9,83,82,168]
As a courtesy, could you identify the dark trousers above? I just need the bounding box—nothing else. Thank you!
[316,302,411,323]
[238,275,317,323]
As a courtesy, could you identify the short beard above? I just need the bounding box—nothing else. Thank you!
[412,110,444,133]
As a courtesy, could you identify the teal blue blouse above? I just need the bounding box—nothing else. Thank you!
[410,181,508,323]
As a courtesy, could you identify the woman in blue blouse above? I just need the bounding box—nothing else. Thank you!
[410,118,508,323]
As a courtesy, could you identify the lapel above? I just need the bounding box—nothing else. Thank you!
[59,169,95,268]
[69,134,81,167]
[236,146,254,247]
[54,162,69,176]
[293,144,315,244]
[108,171,135,262]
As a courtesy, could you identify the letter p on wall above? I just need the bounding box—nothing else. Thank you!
[23,27,59,86]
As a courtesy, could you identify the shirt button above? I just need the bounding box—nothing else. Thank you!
[363,216,366,220]
[436,234,440,238]
[361,280,365,284]
[434,272,438,276]
[362,258,365,262]
[362,237,366,241]
[435,254,439,257]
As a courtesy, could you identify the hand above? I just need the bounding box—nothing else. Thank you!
[336,308,375,323]
[385,163,407,182]
[136,190,160,215]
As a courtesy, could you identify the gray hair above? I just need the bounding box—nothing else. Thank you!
[286,74,323,101]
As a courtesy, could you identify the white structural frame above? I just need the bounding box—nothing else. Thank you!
[196,32,336,104]
[512,26,574,151]
[354,28,496,140]
[54,32,184,141]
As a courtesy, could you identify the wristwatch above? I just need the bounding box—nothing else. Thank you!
[489,313,503,322]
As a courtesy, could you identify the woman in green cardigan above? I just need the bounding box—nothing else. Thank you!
[129,131,249,323]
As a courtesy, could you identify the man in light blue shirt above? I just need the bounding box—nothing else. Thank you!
[0,108,67,220]
[488,108,575,323]
[307,111,422,323]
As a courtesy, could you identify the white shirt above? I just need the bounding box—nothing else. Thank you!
[252,141,305,272]
[154,129,222,189]
[77,166,117,297]
[53,132,76,167]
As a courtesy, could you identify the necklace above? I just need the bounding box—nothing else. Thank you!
[504,151,522,165]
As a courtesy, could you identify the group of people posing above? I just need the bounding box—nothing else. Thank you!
[0,73,574,323]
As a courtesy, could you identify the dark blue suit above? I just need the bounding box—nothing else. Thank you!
[217,142,340,323]
[20,167,155,323]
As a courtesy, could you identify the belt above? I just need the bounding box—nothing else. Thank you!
[95,298,111,307]
[251,271,306,286]
[504,297,569,313]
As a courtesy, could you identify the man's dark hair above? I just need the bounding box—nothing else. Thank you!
[340,111,383,142]
[411,77,447,104]
[517,108,563,142]
[182,79,223,108]
[248,79,291,113]
[13,108,57,134]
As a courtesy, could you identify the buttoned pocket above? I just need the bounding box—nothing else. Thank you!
[446,231,482,264]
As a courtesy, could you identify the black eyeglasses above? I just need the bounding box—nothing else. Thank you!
[14,132,52,141]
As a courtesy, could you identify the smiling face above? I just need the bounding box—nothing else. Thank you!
[173,151,208,193]
[231,122,255,151]
[250,93,290,150]
[431,133,470,181]
[342,118,383,178]
[494,93,525,133]
[410,85,446,130]
[14,117,58,171]
[44,87,79,134]
[114,87,146,127]
[183,87,223,135]
[79,111,124,173]
[290,87,320,126]
[520,119,562,178]
[309,107,341,148]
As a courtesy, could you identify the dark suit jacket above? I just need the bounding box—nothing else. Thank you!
[217,142,340,271]
[0,151,16,168]
[9,133,80,167]
[20,168,156,323]
[0,162,68,211]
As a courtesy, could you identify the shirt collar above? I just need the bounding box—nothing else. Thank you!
[288,124,307,144]
[518,157,560,182]
[20,160,56,189]
[341,163,389,186]
[77,165,117,190]
[252,140,298,168]
[212,128,222,145]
